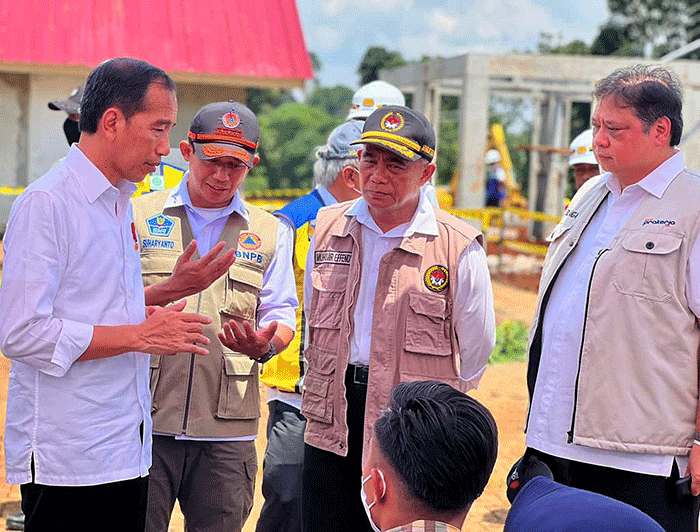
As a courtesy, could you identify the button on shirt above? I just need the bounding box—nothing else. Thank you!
[305,190,495,389]
[0,145,151,486]
[527,152,700,476]
[160,175,298,441]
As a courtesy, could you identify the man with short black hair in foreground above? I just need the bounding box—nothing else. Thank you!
[361,380,498,532]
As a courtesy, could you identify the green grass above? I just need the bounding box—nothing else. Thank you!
[489,320,529,365]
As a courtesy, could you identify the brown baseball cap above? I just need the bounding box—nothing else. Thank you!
[350,105,436,162]
[187,102,259,167]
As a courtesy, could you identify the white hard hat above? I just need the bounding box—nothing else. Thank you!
[484,149,501,165]
[347,81,406,120]
[569,129,596,166]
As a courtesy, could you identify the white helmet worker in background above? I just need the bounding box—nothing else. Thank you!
[348,80,440,207]
[347,80,405,120]
[569,129,600,190]
[485,149,506,207]
[484,149,501,165]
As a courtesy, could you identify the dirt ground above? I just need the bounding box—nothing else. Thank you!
[0,280,537,532]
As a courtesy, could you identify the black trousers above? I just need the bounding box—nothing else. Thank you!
[528,448,700,532]
[301,369,373,532]
[256,400,307,532]
[20,475,148,532]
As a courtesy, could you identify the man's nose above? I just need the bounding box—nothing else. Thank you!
[156,135,171,156]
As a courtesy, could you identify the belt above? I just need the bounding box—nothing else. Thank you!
[346,364,369,385]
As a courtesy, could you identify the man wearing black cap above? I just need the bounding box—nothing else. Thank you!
[300,105,496,532]
[48,85,84,146]
[132,102,297,532]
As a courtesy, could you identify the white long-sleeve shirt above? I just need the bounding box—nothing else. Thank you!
[304,190,495,389]
[0,145,151,486]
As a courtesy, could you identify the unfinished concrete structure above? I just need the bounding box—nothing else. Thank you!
[381,54,700,214]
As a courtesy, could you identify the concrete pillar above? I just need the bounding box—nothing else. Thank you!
[528,96,543,213]
[455,54,490,209]
[430,86,442,183]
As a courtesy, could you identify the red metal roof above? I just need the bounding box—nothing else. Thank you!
[0,0,313,82]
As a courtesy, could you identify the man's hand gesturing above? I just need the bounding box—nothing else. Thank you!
[138,300,211,356]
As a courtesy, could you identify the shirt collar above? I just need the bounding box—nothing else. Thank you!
[164,172,248,222]
[345,188,438,237]
[315,185,338,206]
[604,151,684,199]
[66,145,137,203]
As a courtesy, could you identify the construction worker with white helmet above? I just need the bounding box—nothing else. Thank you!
[569,129,600,190]
[485,148,506,207]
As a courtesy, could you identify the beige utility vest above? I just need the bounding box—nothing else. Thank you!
[527,170,700,455]
[132,190,278,438]
[302,201,481,457]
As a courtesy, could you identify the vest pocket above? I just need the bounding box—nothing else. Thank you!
[300,345,335,424]
[404,292,451,356]
[140,252,179,285]
[613,231,682,302]
[149,355,162,413]
[223,265,263,320]
[215,355,260,420]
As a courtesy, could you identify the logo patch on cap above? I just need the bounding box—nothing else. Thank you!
[380,111,405,132]
[362,98,375,107]
[146,214,175,237]
[239,232,262,250]
[222,110,241,129]
[424,265,449,292]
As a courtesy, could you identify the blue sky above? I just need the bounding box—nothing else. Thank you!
[296,0,610,88]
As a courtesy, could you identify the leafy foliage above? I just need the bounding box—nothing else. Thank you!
[357,47,406,85]
[306,86,354,119]
[489,321,529,365]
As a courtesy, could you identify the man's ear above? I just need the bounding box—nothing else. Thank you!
[420,161,436,186]
[371,468,387,503]
[100,107,122,142]
[341,166,360,192]
[652,116,673,146]
[180,141,193,162]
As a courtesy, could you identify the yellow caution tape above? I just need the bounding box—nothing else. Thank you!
[0,187,24,196]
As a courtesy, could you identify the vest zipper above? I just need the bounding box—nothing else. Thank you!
[182,291,204,433]
[567,247,609,444]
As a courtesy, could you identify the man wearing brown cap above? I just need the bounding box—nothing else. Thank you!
[300,105,496,532]
[132,102,297,532]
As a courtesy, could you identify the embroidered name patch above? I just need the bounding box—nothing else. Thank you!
[239,232,262,250]
[315,251,352,265]
[142,238,175,250]
[146,214,175,237]
[565,209,579,219]
[424,265,449,292]
[642,219,676,227]
[236,250,263,264]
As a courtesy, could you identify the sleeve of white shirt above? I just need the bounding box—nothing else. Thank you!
[0,192,94,377]
[454,238,496,390]
[686,233,700,319]
[256,219,298,330]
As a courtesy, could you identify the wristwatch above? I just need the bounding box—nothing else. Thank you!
[256,342,277,364]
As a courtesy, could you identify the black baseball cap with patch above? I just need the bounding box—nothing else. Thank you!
[350,105,436,162]
[188,102,259,167]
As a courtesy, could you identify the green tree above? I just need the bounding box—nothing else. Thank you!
[537,33,590,54]
[358,47,406,85]
[252,103,340,190]
[306,86,354,119]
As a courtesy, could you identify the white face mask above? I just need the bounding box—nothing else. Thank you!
[361,470,385,532]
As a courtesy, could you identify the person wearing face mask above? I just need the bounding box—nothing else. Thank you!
[256,120,363,532]
[48,85,84,146]
[361,380,498,532]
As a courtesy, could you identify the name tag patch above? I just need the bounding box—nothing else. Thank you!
[315,251,352,265]
[424,265,449,292]
[142,238,176,250]
[236,250,264,264]
[146,214,175,237]
[643,219,676,227]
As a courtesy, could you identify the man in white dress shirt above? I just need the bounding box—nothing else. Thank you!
[524,65,700,532]
[300,105,495,532]
[132,101,297,532]
[0,58,235,531]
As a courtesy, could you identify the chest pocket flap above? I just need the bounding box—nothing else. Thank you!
[308,267,347,329]
[621,231,682,255]
[141,252,179,274]
[223,264,264,320]
[405,292,451,356]
[546,218,575,243]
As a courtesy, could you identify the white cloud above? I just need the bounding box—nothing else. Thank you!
[313,25,344,52]
[428,9,458,35]
[322,0,346,17]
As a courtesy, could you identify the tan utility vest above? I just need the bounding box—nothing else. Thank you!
[302,201,481,457]
[527,169,700,455]
[132,189,278,438]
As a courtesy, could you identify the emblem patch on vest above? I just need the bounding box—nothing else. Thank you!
[424,265,449,292]
[146,214,175,237]
[239,232,262,250]
[315,250,352,265]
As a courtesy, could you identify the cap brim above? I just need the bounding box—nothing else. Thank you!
[349,138,421,162]
[48,100,79,114]
[192,142,255,167]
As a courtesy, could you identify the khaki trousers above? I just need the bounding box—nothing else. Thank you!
[146,435,257,532]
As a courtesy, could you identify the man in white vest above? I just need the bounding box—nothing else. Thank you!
[524,65,700,532]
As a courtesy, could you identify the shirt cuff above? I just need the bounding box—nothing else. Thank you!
[49,320,94,377]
